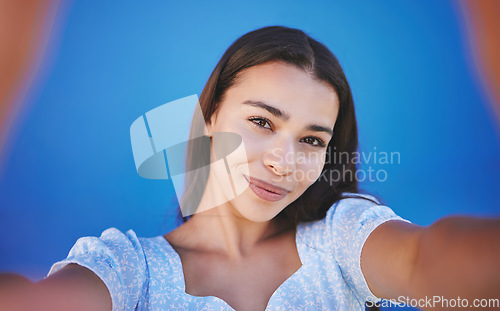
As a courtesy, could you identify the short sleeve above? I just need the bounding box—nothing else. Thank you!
[47,228,147,311]
[328,194,409,304]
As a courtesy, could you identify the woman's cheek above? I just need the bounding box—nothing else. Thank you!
[241,133,269,160]
[299,156,325,185]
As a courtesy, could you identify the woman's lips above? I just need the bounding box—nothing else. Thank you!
[244,176,290,202]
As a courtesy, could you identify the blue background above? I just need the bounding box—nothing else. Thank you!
[0,2,498,309]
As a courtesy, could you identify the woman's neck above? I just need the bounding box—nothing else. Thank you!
[168,201,294,262]
[183,204,292,259]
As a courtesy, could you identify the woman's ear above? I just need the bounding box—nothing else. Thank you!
[204,122,212,137]
[204,114,217,137]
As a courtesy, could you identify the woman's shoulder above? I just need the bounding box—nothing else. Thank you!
[66,227,166,255]
[48,227,177,278]
[333,192,381,209]
[326,192,403,223]
[297,192,407,251]
[48,227,182,309]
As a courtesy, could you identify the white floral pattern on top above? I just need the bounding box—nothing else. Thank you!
[48,193,408,310]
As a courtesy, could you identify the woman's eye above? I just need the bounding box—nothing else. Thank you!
[249,117,272,129]
[301,137,326,147]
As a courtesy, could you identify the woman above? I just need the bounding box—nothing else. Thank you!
[2,26,499,311]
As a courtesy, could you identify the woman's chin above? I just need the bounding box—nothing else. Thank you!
[231,201,285,223]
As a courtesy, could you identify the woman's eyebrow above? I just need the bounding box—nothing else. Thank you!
[243,100,333,135]
[242,100,290,121]
[307,124,333,136]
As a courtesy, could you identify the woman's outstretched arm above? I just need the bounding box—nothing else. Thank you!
[0,264,111,311]
[361,216,500,310]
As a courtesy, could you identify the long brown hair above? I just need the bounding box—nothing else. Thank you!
[182,26,360,225]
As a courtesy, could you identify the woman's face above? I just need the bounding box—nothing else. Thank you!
[207,61,339,222]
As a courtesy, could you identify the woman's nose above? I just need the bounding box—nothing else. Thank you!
[263,138,295,176]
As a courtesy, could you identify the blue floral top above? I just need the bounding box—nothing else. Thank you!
[48,194,407,310]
